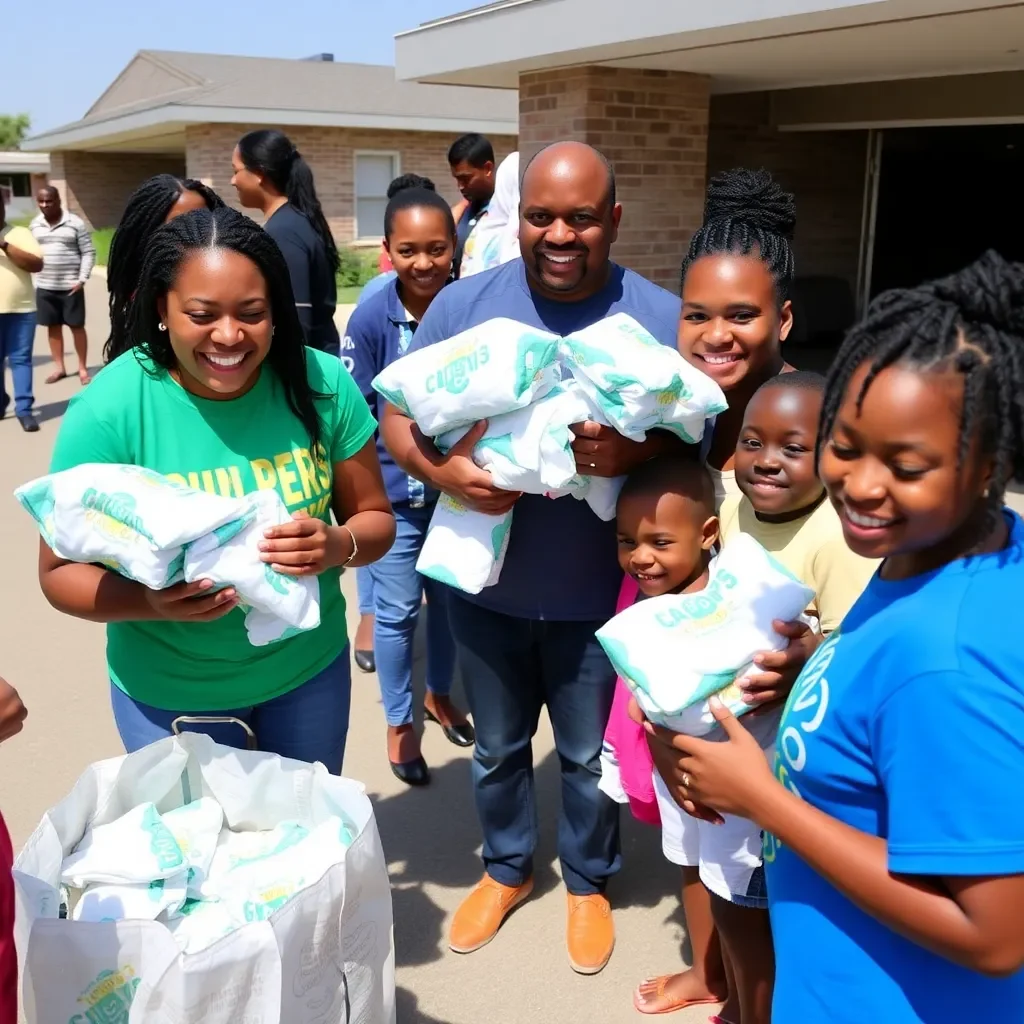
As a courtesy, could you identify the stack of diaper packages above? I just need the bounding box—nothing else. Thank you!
[371,313,727,594]
[60,796,357,954]
[15,463,319,645]
[596,533,815,736]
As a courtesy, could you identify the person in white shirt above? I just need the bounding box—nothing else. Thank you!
[30,187,95,386]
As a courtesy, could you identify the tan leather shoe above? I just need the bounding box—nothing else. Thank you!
[449,876,534,954]
[566,893,615,975]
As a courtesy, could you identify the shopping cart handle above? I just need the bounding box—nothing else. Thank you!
[170,715,258,750]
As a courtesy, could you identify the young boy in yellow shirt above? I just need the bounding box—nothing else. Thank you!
[720,370,876,634]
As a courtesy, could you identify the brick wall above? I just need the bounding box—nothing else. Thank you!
[185,124,518,245]
[48,151,187,229]
[708,93,868,291]
[519,66,711,290]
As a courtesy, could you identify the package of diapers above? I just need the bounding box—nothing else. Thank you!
[184,489,321,646]
[596,534,815,736]
[371,317,562,435]
[417,494,513,594]
[561,313,727,443]
[435,383,582,493]
[72,872,189,924]
[15,463,255,589]
[61,802,186,887]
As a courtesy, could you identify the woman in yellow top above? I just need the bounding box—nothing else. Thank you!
[39,206,395,771]
[0,189,44,432]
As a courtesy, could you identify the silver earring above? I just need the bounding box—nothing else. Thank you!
[158,322,167,332]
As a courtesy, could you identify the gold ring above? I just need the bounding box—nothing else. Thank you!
[682,772,691,788]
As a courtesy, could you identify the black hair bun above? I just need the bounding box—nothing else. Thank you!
[704,168,796,241]
[929,250,1024,336]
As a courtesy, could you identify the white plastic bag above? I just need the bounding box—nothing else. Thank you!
[596,534,815,735]
[184,489,321,646]
[371,317,562,435]
[15,732,395,1024]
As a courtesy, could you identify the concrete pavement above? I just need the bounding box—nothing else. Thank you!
[0,277,707,1024]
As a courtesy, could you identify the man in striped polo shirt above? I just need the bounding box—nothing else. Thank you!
[30,187,95,385]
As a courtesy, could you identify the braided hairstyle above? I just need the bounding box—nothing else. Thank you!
[116,207,325,452]
[820,249,1024,516]
[681,168,796,302]
[105,175,223,363]
[237,129,340,274]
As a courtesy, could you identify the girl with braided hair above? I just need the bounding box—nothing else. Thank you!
[41,206,395,771]
[648,250,1024,1022]
[232,129,342,356]
[636,168,811,1022]
[104,174,223,364]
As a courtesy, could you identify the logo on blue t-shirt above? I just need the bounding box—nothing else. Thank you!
[764,629,841,864]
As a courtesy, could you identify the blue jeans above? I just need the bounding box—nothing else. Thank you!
[0,312,35,417]
[110,649,352,772]
[355,567,376,617]
[446,597,621,895]
[367,504,455,727]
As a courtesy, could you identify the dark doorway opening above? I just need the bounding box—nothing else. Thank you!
[870,124,1024,296]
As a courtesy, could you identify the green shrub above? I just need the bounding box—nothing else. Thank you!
[336,247,379,289]
[92,226,115,267]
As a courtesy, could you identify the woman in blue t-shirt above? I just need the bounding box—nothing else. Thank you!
[347,187,474,786]
[647,250,1024,1023]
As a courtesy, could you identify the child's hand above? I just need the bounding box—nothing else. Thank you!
[741,619,820,712]
[0,678,27,744]
[645,698,777,822]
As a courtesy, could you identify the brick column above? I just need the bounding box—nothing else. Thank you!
[519,66,710,291]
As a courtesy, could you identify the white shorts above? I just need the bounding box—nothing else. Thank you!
[654,709,779,909]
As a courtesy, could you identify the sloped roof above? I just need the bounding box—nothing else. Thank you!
[27,50,518,151]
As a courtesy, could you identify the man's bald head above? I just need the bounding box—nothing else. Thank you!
[522,142,616,208]
[518,141,621,304]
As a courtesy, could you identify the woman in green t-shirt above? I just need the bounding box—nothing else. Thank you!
[40,207,396,772]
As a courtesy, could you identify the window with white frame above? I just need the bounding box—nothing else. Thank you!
[354,152,399,240]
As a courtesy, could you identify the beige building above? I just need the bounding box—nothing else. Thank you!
[397,0,1024,348]
[25,50,518,245]
[0,151,50,220]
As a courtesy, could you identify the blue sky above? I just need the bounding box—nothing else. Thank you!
[6,0,482,135]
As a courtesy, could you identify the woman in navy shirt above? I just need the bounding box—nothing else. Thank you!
[648,250,1024,1023]
[347,187,473,785]
[231,130,341,356]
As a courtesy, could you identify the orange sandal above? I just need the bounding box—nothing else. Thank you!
[633,975,724,1016]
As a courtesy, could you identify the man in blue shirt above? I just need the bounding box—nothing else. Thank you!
[380,141,683,974]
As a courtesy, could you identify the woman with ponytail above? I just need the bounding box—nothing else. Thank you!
[232,130,342,355]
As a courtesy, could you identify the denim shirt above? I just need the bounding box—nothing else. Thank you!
[345,278,437,509]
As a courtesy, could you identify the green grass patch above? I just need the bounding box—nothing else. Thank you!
[92,227,114,267]
[337,286,361,304]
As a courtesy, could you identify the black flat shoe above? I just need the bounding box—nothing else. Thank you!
[424,708,476,748]
[390,756,430,787]
[18,414,39,433]
[354,649,376,674]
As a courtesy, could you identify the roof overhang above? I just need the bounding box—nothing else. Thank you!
[396,0,1024,93]
[26,103,517,154]
[0,151,50,174]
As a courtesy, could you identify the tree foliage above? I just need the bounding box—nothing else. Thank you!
[0,115,31,150]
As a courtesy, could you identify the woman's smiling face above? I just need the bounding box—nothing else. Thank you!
[158,247,273,401]
[679,253,791,393]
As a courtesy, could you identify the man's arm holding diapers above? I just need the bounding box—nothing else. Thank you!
[569,422,693,478]
[380,405,521,515]
[378,295,521,515]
